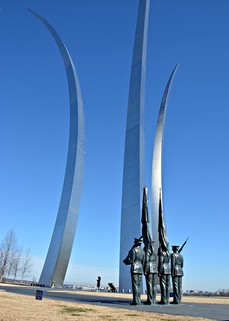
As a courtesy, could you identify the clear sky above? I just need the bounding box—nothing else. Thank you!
[0,0,229,292]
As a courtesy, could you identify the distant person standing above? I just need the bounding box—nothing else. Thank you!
[171,245,184,304]
[158,246,171,305]
[123,237,145,305]
[50,280,55,289]
[144,241,158,305]
[96,276,101,290]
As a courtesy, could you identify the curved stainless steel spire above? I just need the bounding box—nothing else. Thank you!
[119,0,150,292]
[151,64,179,252]
[28,9,85,287]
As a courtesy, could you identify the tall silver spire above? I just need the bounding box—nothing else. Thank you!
[151,64,179,252]
[119,0,150,292]
[29,9,85,287]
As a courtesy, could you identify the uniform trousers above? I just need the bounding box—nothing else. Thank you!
[131,273,142,305]
[172,276,182,303]
[160,274,170,304]
[145,273,157,304]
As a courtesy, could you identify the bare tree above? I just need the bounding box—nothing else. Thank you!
[0,229,17,281]
[7,252,15,279]
[20,248,32,281]
[11,246,23,281]
[0,247,4,274]
[6,245,22,279]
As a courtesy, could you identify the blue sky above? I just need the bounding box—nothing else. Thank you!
[0,0,229,291]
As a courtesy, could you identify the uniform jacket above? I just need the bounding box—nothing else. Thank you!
[124,245,145,274]
[158,250,171,276]
[171,253,184,277]
[144,248,158,274]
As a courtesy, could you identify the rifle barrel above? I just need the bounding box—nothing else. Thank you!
[178,237,189,253]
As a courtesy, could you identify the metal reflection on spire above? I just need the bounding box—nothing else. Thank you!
[119,0,150,292]
[29,8,85,287]
[151,64,179,252]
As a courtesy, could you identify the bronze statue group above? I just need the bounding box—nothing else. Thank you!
[123,187,187,306]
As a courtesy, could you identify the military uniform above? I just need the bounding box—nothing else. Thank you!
[171,245,184,304]
[123,238,145,305]
[144,247,158,304]
[158,247,171,304]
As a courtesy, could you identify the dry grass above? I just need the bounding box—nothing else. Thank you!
[0,287,218,321]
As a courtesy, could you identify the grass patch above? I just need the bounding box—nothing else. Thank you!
[60,306,94,315]
[125,314,139,317]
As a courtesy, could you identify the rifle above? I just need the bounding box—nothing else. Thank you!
[178,237,189,253]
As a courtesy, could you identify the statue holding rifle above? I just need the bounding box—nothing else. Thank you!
[171,238,188,304]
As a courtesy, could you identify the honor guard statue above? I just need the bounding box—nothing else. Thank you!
[144,241,158,305]
[158,245,171,305]
[123,237,145,305]
[171,245,184,304]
